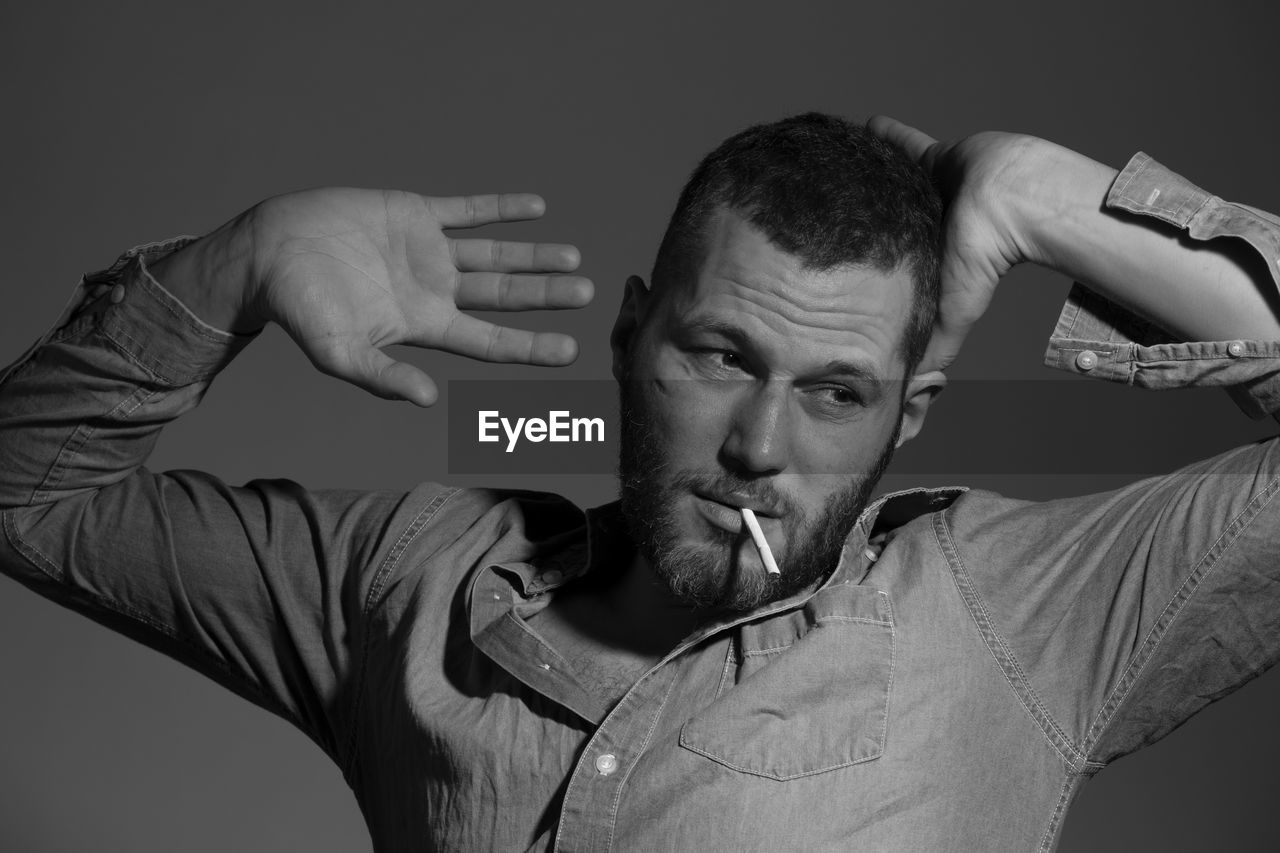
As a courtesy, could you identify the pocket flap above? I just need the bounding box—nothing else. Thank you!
[680,585,894,781]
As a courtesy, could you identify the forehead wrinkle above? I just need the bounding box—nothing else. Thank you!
[665,208,909,375]
[692,273,901,366]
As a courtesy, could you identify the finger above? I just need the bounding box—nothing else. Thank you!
[866,115,939,165]
[918,259,998,374]
[427,193,546,229]
[456,273,594,311]
[918,323,969,377]
[450,238,581,273]
[438,313,579,365]
[339,344,440,406]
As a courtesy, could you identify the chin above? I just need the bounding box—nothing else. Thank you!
[648,539,778,613]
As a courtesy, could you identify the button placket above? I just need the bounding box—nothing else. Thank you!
[552,660,680,853]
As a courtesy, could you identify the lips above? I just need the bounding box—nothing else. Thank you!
[694,488,781,519]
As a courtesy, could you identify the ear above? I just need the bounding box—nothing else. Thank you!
[895,370,947,449]
[611,275,653,381]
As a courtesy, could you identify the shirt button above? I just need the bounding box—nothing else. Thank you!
[542,569,563,585]
[1227,341,1246,358]
[1075,350,1098,371]
[595,753,618,776]
[863,547,879,562]
[109,284,126,304]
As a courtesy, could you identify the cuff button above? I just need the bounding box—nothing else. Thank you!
[1227,341,1246,358]
[1075,350,1098,371]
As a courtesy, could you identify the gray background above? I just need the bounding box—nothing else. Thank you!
[1,0,1277,849]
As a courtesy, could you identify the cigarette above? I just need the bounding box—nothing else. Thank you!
[740,508,780,575]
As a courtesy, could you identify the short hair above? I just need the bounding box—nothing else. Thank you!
[650,112,943,374]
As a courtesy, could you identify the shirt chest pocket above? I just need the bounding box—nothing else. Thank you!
[679,584,894,780]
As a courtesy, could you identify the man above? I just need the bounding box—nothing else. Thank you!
[1,113,1277,851]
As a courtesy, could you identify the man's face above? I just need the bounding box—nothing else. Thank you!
[616,209,916,612]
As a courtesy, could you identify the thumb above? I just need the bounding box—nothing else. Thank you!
[867,115,941,172]
[918,319,967,377]
[920,249,1002,374]
[343,344,440,406]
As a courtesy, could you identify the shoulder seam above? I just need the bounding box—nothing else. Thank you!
[1080,467,1280,759]
[341,486,464,777]
[1037,771,1082,853]
[932,507,1089,770]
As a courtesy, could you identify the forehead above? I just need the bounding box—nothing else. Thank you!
[657,209,914,377]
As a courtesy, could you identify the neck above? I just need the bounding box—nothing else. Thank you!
[540,552,706,665]
[605,554,710,655]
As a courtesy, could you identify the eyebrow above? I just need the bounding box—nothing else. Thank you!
[681,317,889,403]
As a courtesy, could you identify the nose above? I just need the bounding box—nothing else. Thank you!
[719,381,791,476]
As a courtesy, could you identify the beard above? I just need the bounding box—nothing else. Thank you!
[617,376,899,613]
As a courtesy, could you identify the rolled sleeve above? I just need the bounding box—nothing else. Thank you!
[1,237,255,388]
[1043,153,1280,420]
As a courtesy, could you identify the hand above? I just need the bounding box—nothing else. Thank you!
[244,188,592,406]
[867,116,1045,374]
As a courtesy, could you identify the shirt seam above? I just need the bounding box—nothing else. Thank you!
[932,509,1089,770]
[714,636,737,698]
[1037,772,1082,853]
[133,247,248,344]
[1079,465,1280,759]
[1054,343,1272,364]
[341,485,463,777]
[100,313,221,385]
[1106,151,1150,205]
[30,386,157,506]
[603,670,680,853]
[676,735,886,780]
[740,644,793,657]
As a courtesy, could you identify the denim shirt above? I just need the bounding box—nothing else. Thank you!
[1,154,1278,853]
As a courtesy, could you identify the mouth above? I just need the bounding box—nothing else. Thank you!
[693,489,781,519]
[692,489,781,534]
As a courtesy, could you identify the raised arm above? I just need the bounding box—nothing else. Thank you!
[869,119,1280,773]
[0,188,592,759]
[867,116,1280,375]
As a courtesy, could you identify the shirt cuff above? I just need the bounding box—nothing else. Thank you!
[1043,153,1280,420]
[3,239,258,388]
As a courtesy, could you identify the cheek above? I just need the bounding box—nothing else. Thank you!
[644,378,732,465]
[636,345,736,460]
[795,404,901,476]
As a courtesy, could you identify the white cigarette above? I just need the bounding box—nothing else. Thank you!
[740,508,780,575]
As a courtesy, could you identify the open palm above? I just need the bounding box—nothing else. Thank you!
[249,187,592,406]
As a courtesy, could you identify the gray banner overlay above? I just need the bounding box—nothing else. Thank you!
[448,380,621,475]
[446,380,1276,476]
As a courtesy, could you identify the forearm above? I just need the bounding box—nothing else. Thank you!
[0,243,255,509]
[146,208,266,335]
[1015,142,1280,343]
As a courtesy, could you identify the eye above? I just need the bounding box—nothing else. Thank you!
[693,348,748,375]
[715,351,743,370]
[812,385,862,409]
